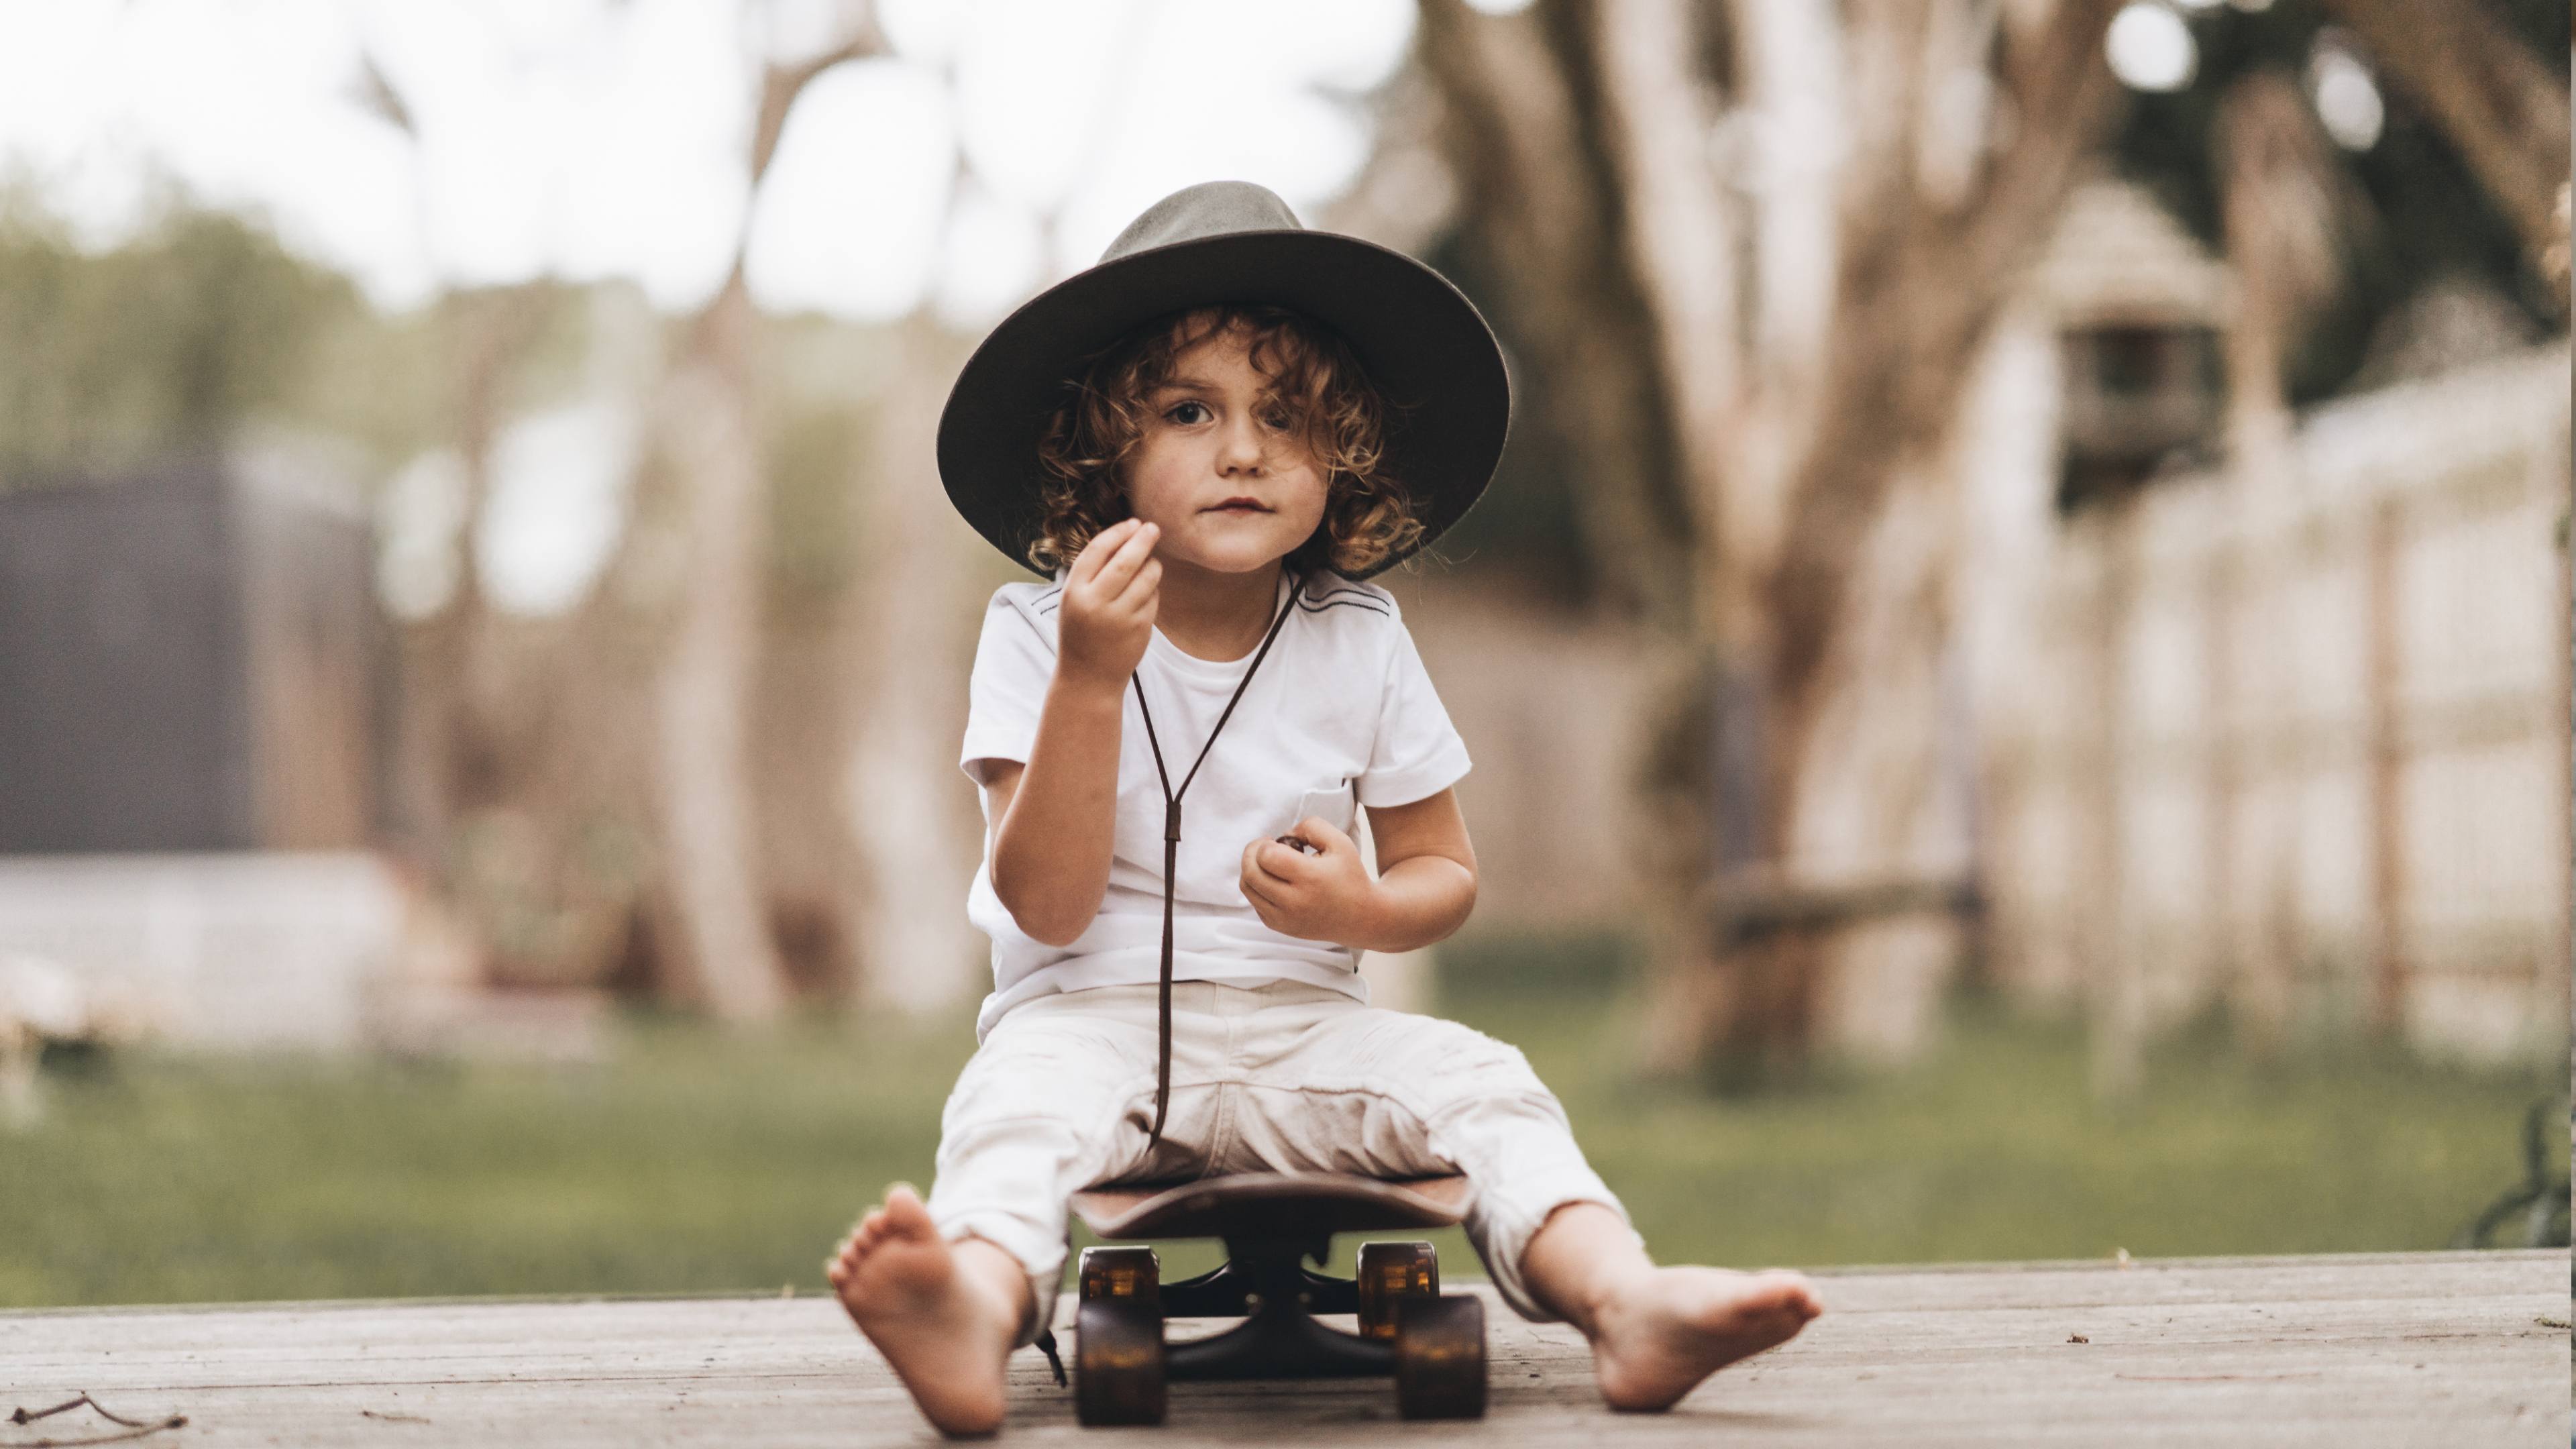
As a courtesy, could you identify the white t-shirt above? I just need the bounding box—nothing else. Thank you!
[958,568,1471,1038]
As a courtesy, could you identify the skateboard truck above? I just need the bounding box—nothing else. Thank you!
[1062,1172,1487,1425]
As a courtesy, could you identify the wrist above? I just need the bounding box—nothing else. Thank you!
[1049,661,1131,707]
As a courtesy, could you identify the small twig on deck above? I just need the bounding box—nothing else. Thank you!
[11,1395,159,1429]
[362,1409,433,1424]
[5,1394,186,1448]
[4,1423,189,1448]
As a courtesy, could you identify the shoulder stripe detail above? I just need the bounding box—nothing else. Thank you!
[1299,584,1382,604]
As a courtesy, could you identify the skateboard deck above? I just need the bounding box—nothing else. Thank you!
[1071,1171,1472,1243]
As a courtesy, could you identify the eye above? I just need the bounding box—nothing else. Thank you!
[1258,402,1295,431]
[1164,400,1210,425]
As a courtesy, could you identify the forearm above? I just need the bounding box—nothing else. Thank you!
[1350,853,1476,955]
[991,674,1125,945]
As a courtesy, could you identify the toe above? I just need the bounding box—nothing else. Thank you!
[1766,1272,1823,1318]
[883,1184,937,1237]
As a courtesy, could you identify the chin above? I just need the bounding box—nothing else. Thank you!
[1181,534,1298,574]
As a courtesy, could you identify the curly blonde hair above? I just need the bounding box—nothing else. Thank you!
[1028,304,1421,578]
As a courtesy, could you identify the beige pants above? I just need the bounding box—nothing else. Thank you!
[924,978,1631,1340]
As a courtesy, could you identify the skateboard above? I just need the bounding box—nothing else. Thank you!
[1059,1171,1487,1425]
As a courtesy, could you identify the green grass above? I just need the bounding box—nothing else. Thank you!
[1,946,2561,1308]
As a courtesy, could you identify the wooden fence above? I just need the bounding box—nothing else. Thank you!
[1976,344,2571,1064]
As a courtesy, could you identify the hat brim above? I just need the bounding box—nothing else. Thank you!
[936,227,1511,582]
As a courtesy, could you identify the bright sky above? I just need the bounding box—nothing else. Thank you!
[0,0,1417,323]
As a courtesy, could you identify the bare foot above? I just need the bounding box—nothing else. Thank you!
[1587,1266,1822,1412]
[825,1184,1024,1437]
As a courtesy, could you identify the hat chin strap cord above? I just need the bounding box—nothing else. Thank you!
[1130,570,1305,1150]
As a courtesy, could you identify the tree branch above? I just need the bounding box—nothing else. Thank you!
[2318,0,2571,303]
[1415,0,1699,628]
[752,25,890,185]
[1764,0,2125,718]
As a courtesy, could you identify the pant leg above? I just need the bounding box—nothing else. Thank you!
[921,982,1229,1343]
[924,985,1161,1343]
[1222,988,1637,1324]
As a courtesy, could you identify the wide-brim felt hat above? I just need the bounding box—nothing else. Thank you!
[936,180,1511,582]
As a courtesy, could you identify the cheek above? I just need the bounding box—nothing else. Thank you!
[1275,461,1330,527]
[1285,480,1330,534]
[1122,442,1191,522]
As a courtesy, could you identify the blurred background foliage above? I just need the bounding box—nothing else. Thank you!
[2101,0,2565,407]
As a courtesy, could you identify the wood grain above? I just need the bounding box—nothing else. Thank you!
[1,1250,2561,1446]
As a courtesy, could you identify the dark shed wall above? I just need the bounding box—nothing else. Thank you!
[0,462,255,851]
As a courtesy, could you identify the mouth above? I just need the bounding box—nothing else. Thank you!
[1203,497,1272,515]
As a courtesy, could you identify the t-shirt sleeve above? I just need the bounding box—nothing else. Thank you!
[959,590,1057,788]
[1356,620,1472,809]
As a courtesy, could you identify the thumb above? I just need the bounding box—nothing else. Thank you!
[1296,815,1356,852]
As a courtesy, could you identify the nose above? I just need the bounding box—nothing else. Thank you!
[1217,409,1267,475]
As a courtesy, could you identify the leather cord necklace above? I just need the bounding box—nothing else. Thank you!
[1129,568,1304,1148]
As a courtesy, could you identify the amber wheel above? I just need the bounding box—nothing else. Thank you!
[1078,1245,1161,1307]
[1356,1240,1438,1341]
[1393,1293,1486,1420]
[1075,1296,1167,1426]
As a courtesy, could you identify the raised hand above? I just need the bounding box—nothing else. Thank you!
[1056,518,1161,693]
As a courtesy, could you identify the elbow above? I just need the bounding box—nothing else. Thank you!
[1014,909,1087,949]
[1426,854,1477,943]
[994,869,1089,948]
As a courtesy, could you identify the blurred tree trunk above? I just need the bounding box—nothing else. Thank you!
[650,271,788,1022]
[403,289,549,841]
[1418,0,2127,1073]
[838,317,984,1016]
[2205,70,2365,1073]
[645,28,881,1023]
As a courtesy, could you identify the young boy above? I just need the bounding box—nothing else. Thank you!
[827,181,1820,1436]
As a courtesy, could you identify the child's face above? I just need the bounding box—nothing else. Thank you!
[1122,323,1330,577]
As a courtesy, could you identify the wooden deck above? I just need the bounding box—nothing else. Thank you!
[2,1251,2563,1446]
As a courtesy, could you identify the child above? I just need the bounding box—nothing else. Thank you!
[827,181,1819,1436]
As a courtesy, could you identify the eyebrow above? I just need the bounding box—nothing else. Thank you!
[1148,375,1225,396]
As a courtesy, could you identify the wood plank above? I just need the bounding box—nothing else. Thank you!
[0,1251,2560,1446]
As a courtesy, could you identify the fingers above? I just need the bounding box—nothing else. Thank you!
[1088,519,1161,596]
[1240,870,1279,911]
[1241,836,1301,887]
[1239,868,1285,928]
[1111,555,1162,610]
[1069,517,1145,584]
[1293,816,1352,852]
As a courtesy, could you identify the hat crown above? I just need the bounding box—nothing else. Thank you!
[1099,181,1303,265]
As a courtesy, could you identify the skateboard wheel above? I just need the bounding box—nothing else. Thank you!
[1356,1240,1438,1341]
[1077,1245,1161,1307]
[1075,1297,1167,1426]
[1393,1293,1485,1420]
